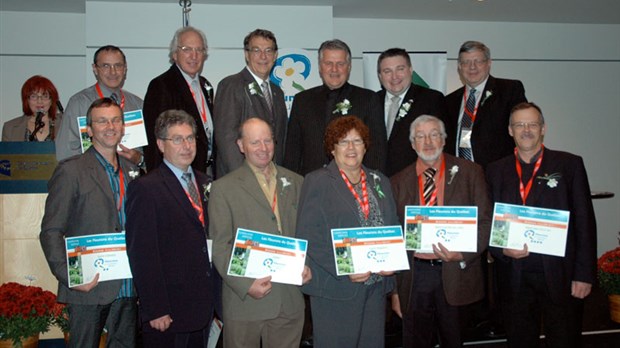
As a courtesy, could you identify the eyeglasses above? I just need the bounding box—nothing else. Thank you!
[246,47,276,57]
[177,46,207,55]
[248,139,274,147]
[28,94,51,101]
[162,135,196,145]
[95,63,126,72]
[510,122,542,130]
[336,138,364,147]
[458,59,488,67]
[413,132,443,142]
[92,117,123,126]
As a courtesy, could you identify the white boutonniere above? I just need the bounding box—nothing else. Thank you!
[447,165,459,185]
[128,170,140,180]
[370,172,386,199]
[396,99,414,121]
[280,177,292,194]
[537,173,561,188]
[480,90,493,106]
[333,99,352,115]
[248,82,262,96]
[202,183,211,201]
[204,83,213,101]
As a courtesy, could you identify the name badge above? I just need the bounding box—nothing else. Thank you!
[459,128,473,149]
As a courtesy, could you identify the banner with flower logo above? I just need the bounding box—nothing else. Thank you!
[270,49,322,116]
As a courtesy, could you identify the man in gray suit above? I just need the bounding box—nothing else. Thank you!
[210,117,311,348]
[214,29,288,178]
[41,98,140,347]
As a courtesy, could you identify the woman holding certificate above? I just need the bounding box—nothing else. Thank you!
[296,116,399,348]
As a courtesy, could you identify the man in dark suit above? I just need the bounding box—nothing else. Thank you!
[40,98,140,348]
[210,117,310,347]
[486,102,596,348]
[377,48,446,176]
[390,115,492,348]
[445,40,527,169]
[143,26,215,175]
[125,110,221,347]
[284,39,387,175]
[214,29,288,178]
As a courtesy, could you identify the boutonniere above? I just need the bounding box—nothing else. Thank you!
[128,170,140,180]
[447,165,459,185]
[370,172,386,199]
[248,82,262,96]
[396,99,414,121]
[204,83,213,101]
[202,183,211,201]
[333,99,352,115]
[480,90,493,106]
[537,173,561,188]
[280,177,292,194]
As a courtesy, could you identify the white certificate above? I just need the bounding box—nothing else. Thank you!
[77,109,148,153]
[330,225,409,276]
[490,203,570,257]
[404,206,478,252]
[65,232,132,287]
[226,228,308,285]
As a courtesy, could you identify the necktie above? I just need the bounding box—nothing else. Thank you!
[423,167,437,206]
[110,93,119,105]
[458,88,476,161]
[261,81,273,112]
[182,172,200,207]
[386,95,401,137]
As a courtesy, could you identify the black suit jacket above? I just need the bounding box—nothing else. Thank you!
[143,65,215,173]
[378,84,446,176]
[284,83,387,175]
[126,163,221,333]
[486,148,597,304]
[444,75,526,169]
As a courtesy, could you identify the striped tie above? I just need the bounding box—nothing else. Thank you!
[262,81,273,112]
[458,88,476,161]
[423,167,437,206]
[182,172,200,207]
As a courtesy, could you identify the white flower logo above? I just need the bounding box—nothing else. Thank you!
[273,57,307,92]
[333,99,352,115]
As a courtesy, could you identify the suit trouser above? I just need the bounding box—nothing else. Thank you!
[503,272,584,348]
[402,261,461,348]
[67,297,137,348]
[223,309,304,348]
[142,322,213,348]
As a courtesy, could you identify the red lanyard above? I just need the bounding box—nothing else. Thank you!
[96,83,125,110]
[462,89,479,122]
[184,187,205,227]
[187,82,208,126]
[418,159,446,206]
[271,187,278,213]
[117,167,125,213]
[514,146,544,205]
[340,169,369,220]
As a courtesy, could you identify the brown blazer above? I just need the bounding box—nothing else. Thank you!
[390,153,492,308]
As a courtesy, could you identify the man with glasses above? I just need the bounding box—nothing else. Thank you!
[126,110,221,348]
[143,26,215,175]
[213,29,288,177]
[41,98,140,347]
[390,115,492,348]
[486,102,596,348]
[56,45,143,164]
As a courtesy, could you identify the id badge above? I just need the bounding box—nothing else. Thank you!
[459,128,473,148]
[207,239,213,263]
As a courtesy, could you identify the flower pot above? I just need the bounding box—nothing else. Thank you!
[609,294,620,323]
[0,335,39,348]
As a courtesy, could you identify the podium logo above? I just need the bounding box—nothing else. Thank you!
[0,160,10,177]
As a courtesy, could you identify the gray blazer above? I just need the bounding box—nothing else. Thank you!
[2,114,62,141]
[296,161,398,300]
[209,161,305,321]
[40,147,139,304]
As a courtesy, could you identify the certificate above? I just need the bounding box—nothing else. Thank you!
[330,225,409,276]
[490,203,570,257]
[404,206,478,252]
[227,228,308,285]
[78,109,148,153]
[65,232,132,287]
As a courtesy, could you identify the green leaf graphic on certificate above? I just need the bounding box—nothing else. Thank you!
[405,222,422,249]
[336,246,354,274]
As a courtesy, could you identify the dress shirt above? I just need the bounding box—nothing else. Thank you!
[178,66,214,158]
[383,87,410,126]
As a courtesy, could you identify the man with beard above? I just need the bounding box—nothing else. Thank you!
[390,115,492,348]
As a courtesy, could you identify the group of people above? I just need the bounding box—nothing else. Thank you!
[2,24,596,348]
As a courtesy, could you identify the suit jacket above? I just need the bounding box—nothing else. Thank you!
[125,163,221,333]
[213,68,288,177]
[209,162,305,321]
[377,84,446,176]
[390,154,492,308]
[296,161,397,300]
[2,113,62,141]
[283,83,387,175]
[40,147,139,305]
[444,75,527,169]
[143,65,215,173]
[486,148,597,304]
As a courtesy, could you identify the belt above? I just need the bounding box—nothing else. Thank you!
[414,257,442,266]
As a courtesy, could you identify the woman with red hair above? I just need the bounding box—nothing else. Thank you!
[2,75,62,141]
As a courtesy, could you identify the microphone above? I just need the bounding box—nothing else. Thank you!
[35,110,44,128]
[56,100,64,113]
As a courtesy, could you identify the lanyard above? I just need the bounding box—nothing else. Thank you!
[184,187,205,227]
[417,159,446,206]
[271,187,278,213]
[187,81,208,126]
[117,166,125,213]
[96,83,125,110]
[462,89,479,122]
[340,169,369,220]
[514,146,544,205]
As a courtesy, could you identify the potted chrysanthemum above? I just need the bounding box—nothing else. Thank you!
[598,246,620,323]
